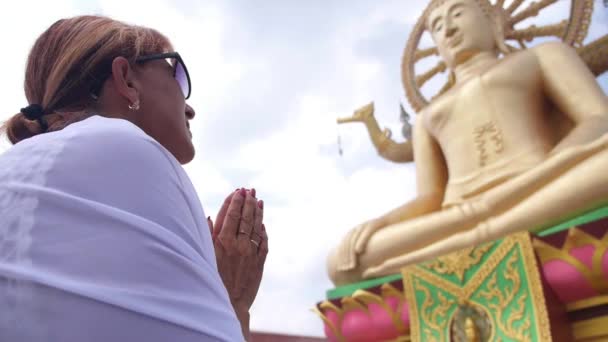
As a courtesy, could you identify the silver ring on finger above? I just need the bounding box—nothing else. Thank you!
[250,239,260,247]
[238,229,249,236]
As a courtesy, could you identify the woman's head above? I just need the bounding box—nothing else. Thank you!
[2,15,197,164]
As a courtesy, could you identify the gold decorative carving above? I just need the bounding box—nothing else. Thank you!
[566,295,608,312]
[572,316,608,341]
[312,301,346,342]
[473,121,504,167]
[424,243,492,283]
[403,232,552,341]
[341,295,367,312]
[477,251,531,341]
[416,280,452,341]
[352,283,410,334]
[533,227,608,294]
[313,282,410,341]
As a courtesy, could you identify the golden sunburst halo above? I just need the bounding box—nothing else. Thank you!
[402,0,595,112]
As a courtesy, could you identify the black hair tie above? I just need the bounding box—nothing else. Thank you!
[21,104,44,120]
[20,104,48,131]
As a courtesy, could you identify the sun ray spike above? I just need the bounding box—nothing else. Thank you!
[507,21,568,41]
[414,47,439,62]
[510,0,559,25]
[506,0,526,14]
[415,62,447,88]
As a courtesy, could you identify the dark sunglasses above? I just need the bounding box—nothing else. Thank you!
[136,52,192,99]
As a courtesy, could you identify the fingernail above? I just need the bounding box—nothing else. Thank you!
[239,188,247,197]
[251,188,256,198]
[258,200,264,209]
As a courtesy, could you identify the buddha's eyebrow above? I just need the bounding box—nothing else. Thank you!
[430,14,443,30]
[447,2,465,15]
[430,2,465,30]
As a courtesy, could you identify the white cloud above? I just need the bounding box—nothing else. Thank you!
[184,159,233,203]
[227,85,416,335]
[0,1,82,149]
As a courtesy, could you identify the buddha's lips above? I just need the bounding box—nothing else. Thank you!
[448,35,462,48]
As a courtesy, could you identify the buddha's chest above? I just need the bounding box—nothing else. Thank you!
[424,56,547,167]
[428,57,540,125]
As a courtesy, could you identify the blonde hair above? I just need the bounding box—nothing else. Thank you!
[2,15,172,144]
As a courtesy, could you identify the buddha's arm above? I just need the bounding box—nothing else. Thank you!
[375,113,447,227]
[536,42,608,154]
[353,114,446,254]
[375,192,444,227]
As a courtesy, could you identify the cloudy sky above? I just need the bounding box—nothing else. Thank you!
[1,0,607,337]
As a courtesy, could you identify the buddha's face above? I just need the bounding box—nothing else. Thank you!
[427,0,496,68]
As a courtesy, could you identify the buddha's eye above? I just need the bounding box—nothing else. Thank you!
[454,11,462,18]
[435,24,443,32]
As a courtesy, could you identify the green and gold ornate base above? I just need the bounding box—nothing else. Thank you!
[316,205,608,341]
[403,232,559,341]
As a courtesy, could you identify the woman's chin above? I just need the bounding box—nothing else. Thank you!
[180,145,196,164]
[172,139,195,165]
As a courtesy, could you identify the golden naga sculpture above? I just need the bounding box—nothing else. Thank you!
[337,102,413,163]
[328,0,608,286]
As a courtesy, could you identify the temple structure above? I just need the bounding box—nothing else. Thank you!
[315,0,608,340]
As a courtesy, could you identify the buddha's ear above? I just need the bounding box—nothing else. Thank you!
[488,7,512,55]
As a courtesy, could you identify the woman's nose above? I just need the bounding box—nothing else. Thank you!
[185,103,196,120]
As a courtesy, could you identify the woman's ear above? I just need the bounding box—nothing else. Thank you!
[110,56,140,107]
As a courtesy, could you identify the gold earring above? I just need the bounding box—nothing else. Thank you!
[128,100,140,111]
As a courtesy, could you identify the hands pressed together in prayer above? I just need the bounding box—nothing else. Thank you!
[207,188,268,340]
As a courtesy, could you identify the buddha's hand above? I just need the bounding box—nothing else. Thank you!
[208,188,268,318]
[353,218,385,254]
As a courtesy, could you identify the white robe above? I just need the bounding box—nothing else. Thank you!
[0,116,243,341]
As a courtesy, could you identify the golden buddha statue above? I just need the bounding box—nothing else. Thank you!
[464,317,481,342]
[328,0,608,286]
